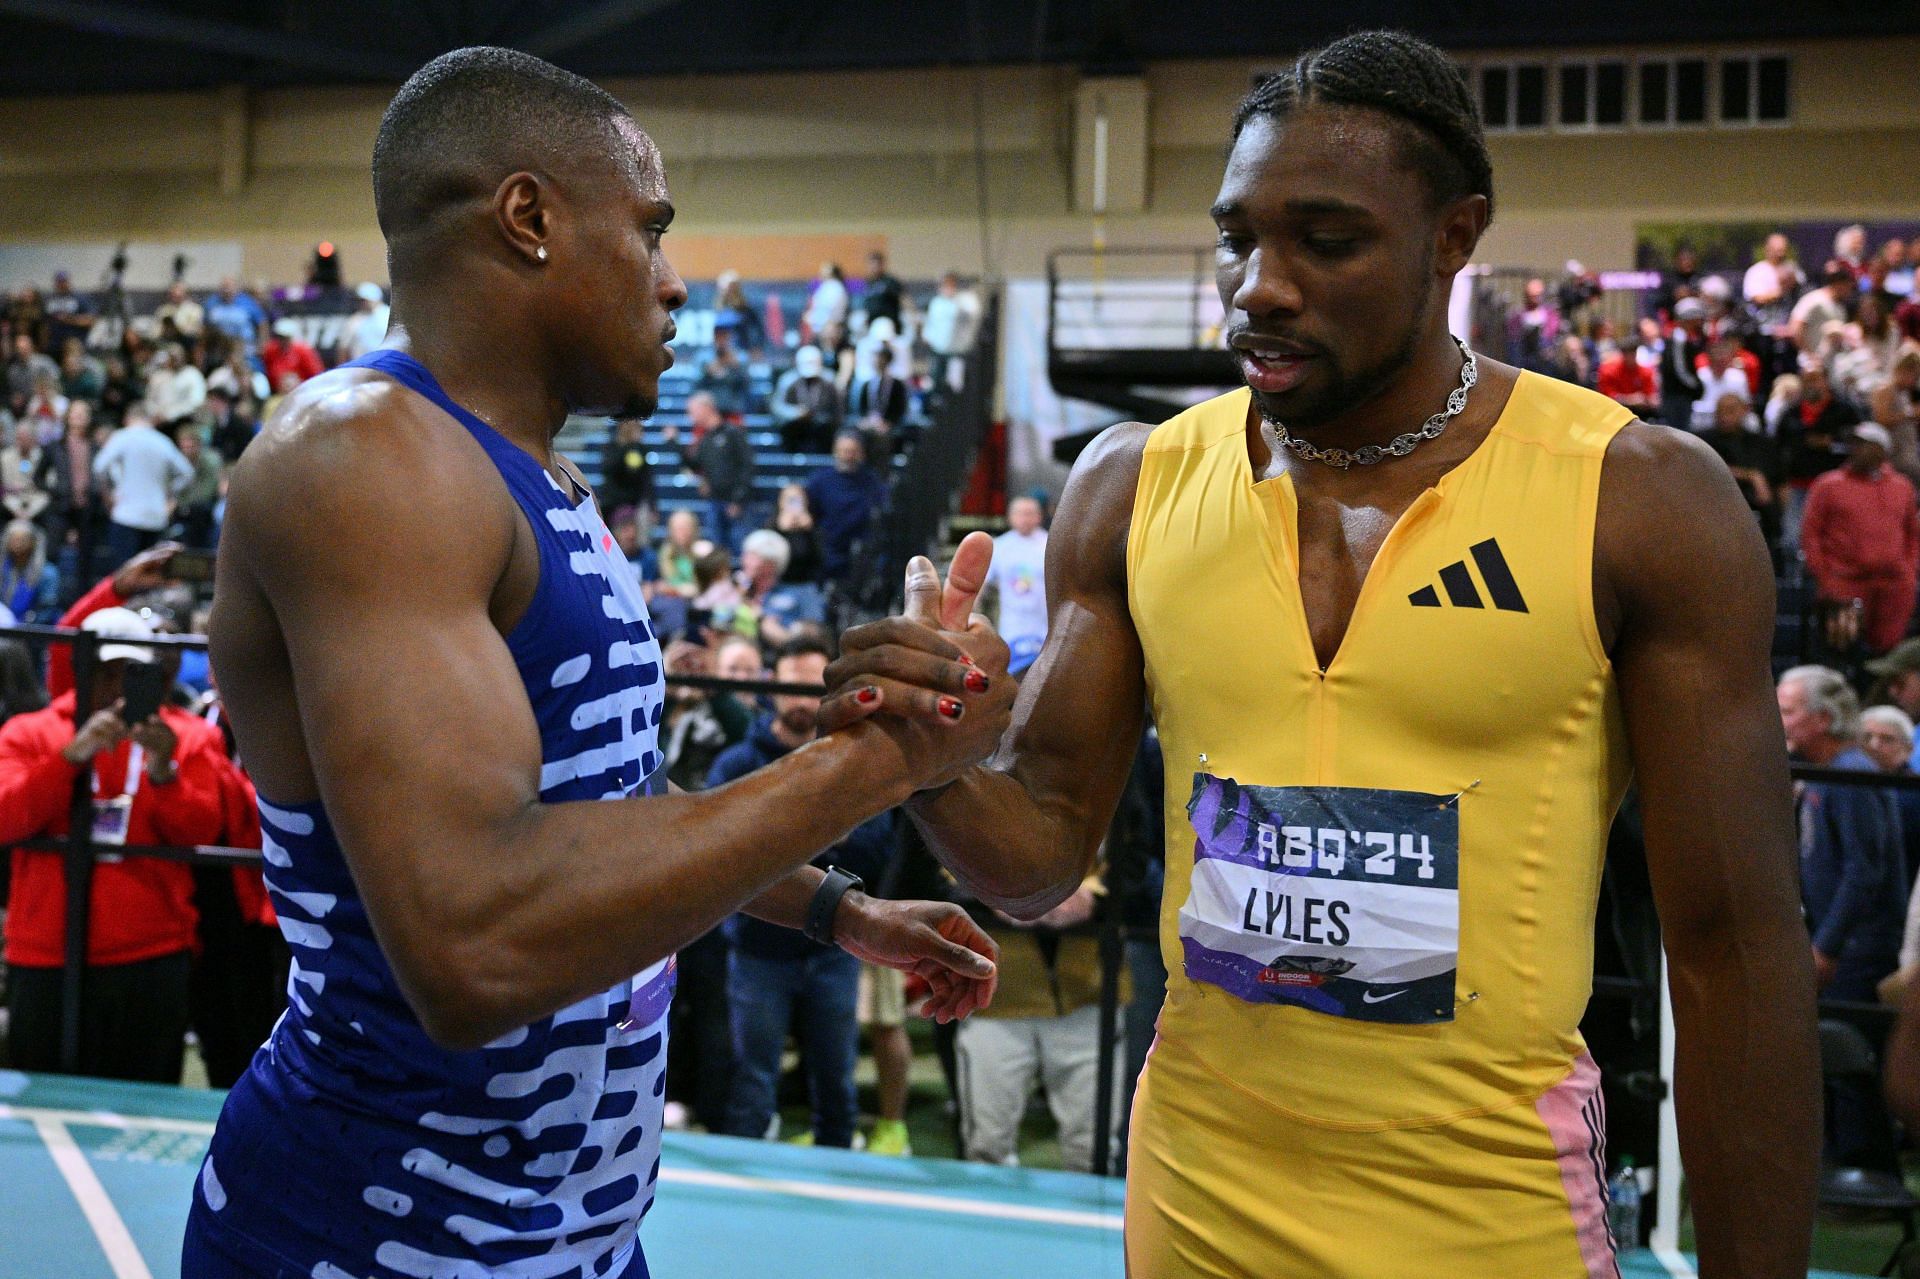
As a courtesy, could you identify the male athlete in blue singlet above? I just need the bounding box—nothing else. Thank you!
[185,48,1012,1278]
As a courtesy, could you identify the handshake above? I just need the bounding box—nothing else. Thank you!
[819,531,1017,796]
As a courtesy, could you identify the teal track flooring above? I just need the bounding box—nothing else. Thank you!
[0,1070,1877,1278]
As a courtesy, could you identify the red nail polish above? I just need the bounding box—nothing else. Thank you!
[938,696,964,720]
[856,687,879,705]
[958,652,977,666]
[964,669,990,694]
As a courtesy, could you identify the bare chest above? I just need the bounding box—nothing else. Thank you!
[1291,483,1428,672]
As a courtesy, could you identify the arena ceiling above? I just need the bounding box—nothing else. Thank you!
[0,0,1915,97]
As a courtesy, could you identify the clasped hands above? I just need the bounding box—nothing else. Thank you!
[817,531,1015,791]
[811,532,1016,1022]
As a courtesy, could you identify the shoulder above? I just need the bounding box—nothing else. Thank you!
[1598,420,1773,622]
[223,367,512,582]
[1049,420,1156,586]
[1601,419,1744,519]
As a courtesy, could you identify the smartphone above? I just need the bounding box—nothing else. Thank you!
[168,548,217,585]
[120,662,171,726]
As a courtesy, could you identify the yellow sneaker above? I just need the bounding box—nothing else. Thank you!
[867,1119,911,1157]
[785,1131,814,1147]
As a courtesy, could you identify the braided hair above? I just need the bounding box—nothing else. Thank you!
[1234,30,1494,223]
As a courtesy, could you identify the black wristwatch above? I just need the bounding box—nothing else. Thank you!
[803,866,864,946]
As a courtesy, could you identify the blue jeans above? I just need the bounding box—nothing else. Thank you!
[724,945,860,1147]
[106,520,161,573]
[708,500,748,557]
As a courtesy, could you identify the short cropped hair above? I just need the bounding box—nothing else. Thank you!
[373,46,636,252]
[1781,665,1862,740]
[1234,30,1494,223]
[772,635,832,668]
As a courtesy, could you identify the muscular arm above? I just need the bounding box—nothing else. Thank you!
[891,424,1151,918]
[220,385,992,1051]
[1598,423,1818,1278]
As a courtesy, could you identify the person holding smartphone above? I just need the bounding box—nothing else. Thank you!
[0,606,241,1081]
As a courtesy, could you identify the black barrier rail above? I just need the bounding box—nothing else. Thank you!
[15,614,1920,1172]
[0,619,830,1074]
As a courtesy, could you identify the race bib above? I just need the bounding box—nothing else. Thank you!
[1178,774,1461,1025]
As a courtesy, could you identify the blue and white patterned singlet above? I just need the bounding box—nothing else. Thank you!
[184,350,671,1279]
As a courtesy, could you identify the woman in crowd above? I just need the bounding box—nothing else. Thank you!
[0,518,60,624]
[774,483,821,583]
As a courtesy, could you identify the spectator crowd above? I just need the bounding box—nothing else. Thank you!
[1503,231,1920,658]
[3,256,1129,1173]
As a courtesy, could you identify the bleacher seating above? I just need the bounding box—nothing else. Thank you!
[557,349,909,517]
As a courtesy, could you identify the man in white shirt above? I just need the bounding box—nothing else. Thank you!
[1692,337,1753,430]
[986,495,1049,675]
[1791,264,1859,355]
[339,282,392,362]
[921,272,982,395]
[144,344,207,426]
[94,410,192,567]
[1743,234,1804,312]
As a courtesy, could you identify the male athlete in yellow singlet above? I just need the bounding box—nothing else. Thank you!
[822,29,1818,1279]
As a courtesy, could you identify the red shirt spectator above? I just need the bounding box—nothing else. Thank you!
[39,549,276,928]
[1596,349,1658,409]
[1801,430,1920,652]
[261,323,325,389]
[0,690,233,967]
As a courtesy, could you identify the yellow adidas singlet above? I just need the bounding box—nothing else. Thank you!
[1124,372,1635,1279]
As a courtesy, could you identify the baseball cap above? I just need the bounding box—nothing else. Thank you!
[272,317,301,339]
[1674,297,1706,321]
[355,281,385,303]
[1867,637,1920,679]
[81,606,157,665]
[1855,423,1893,450]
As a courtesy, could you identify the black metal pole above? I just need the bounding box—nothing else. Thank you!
[59,632,99,1074]
[1090,884,1123,1177]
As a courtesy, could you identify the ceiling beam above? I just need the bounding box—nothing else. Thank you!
[0,0,417,80]
[520,0,687,59]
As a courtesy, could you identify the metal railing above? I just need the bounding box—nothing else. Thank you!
[852,292,1002,614]
[1046,247,1222,355]
[0,621,828,1076]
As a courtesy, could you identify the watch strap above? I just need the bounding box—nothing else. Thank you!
[803,866,864,946]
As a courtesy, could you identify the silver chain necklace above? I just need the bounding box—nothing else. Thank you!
[1259,336,1477,471]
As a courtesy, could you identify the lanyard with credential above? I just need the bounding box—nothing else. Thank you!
[91,742,144,852]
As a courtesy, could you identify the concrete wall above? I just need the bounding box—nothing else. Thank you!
[0,36,1915,286]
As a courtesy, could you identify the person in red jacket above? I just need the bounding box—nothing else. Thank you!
[1801,423,1920,655]
[0,606,233,1081]
[260,318,325,389]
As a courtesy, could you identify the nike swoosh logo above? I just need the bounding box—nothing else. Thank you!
[1360,989,1407,1004]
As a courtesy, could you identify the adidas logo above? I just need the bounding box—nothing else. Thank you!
[1408,539,1528,613]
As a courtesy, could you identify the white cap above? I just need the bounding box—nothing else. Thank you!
[866,316,896,342]
[1699,275,1733,301]
[272,317,300,338]
[355,281,384,303]
[794,346,824,377]
[1855,423,1894,451]
[81,606,157,665]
